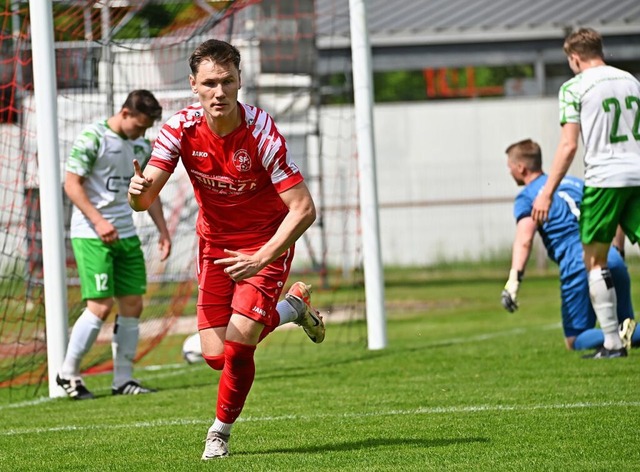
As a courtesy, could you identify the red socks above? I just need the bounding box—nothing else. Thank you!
[203,354,225,371]
[216,340,257,424]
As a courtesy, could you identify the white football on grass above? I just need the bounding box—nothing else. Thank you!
[182,332,204,364]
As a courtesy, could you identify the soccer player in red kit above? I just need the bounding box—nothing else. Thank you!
[128,39,325,459]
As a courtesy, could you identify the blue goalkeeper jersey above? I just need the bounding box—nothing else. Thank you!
[514,174,584,275]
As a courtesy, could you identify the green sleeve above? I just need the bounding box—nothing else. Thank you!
[66,123,102,176]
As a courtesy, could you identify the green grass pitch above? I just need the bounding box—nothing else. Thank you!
[1,260,639,471]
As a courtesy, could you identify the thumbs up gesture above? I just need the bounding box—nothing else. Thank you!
[128,159,153,196]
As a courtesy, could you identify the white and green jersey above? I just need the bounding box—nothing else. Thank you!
[66,120,152,239]
[559,65,640,187]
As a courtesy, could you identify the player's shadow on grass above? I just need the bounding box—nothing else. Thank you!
[237,436,489,456]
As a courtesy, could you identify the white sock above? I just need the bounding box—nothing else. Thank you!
[60,308,103,378]
[277,299,300,326]
[588,268,622,350]
[112,315,139,388]
[209,418,233,437]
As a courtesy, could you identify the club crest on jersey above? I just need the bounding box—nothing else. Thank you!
[233,149,251,172]
[133,145,146,158]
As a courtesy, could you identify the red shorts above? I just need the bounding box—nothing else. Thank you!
[196,238,294,332]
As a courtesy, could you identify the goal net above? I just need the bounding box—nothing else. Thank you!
[0,0,366,403]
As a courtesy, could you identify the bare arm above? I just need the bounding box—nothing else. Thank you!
[510,216,538,273]
[531,123,580,224]
[501,216,537,313]
[254,181,316,264]
[64,171,118,244]
[215,181,317,281]
[128,160,171,211]
[147,197,172,261]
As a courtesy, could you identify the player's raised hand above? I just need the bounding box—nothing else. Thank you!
[128,159,153,195]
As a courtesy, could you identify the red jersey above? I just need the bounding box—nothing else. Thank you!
[149,102,304,248]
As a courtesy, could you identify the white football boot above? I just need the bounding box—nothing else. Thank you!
[202,431,230,460]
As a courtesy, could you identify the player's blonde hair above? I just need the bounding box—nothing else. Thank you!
[505,139,542,172]
[563,27,604,60]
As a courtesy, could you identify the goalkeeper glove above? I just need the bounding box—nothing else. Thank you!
[501,269,523,313]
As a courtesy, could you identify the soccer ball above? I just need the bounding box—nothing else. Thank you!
[182,332,204,364]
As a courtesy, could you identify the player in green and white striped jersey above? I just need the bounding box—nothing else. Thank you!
[57,90,172,398]
[532,28,640,359]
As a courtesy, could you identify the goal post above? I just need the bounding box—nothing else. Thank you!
[349,0,386,350]
[28,0,68,398]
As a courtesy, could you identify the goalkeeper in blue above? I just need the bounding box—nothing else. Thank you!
[501,139,639,355]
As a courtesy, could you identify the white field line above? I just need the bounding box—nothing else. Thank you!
[0,322,564,413]
[2,400,640,437]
